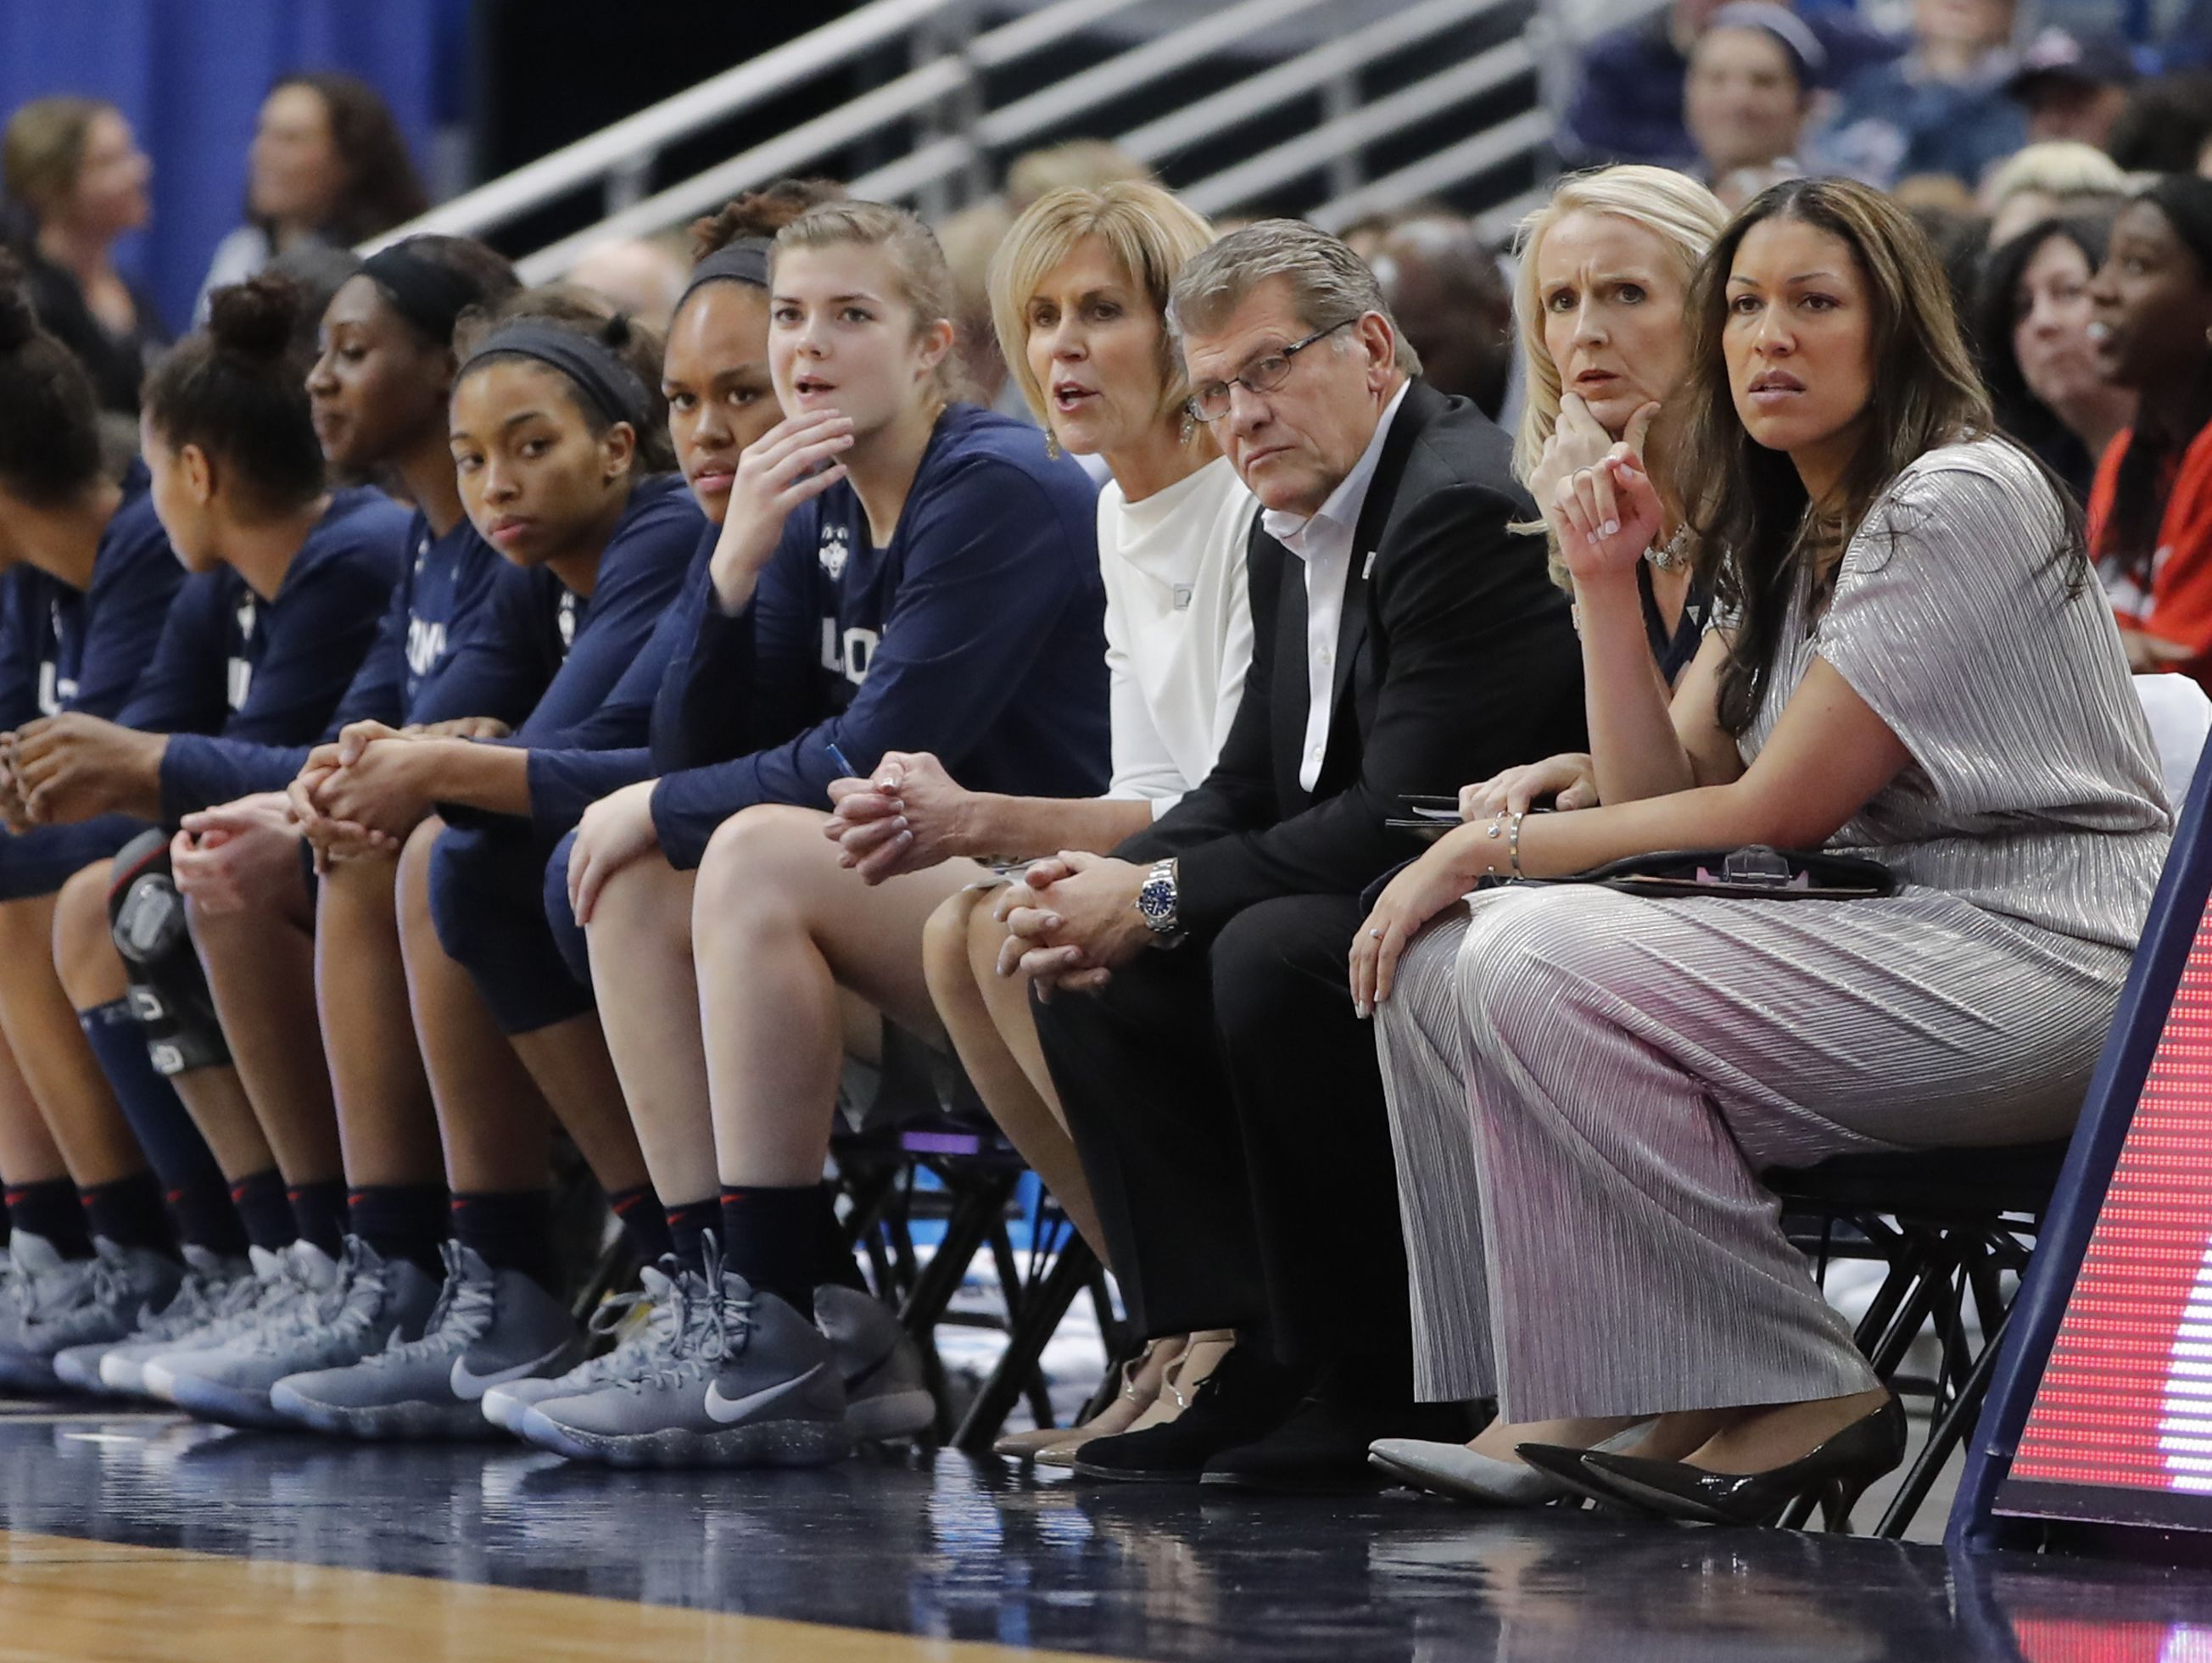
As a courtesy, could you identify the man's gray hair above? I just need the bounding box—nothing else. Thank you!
[1166,218,1422,377]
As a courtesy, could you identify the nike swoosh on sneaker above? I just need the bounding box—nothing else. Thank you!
[450,1342,573,1402]
[703,1363,829,1426]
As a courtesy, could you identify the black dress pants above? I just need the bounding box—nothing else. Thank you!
[1032,893,1415,1384]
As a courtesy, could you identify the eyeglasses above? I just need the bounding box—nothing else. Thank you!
[1182,317,1357,424]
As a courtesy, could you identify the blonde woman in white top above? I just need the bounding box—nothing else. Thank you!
[826,183,1257,1456]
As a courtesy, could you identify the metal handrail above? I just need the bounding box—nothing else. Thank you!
[370,0,954,248]
[1117,0,1506,165]
[511,0,1158,281]
[1182,36,1539,216]
[399,0,1570,276]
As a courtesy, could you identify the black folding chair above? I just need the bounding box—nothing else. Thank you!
[1768,1139,2069,1537]
[830,1032,1123,1448]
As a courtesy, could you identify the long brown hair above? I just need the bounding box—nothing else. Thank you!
[1674,177,2017,735]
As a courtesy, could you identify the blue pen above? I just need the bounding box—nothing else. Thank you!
[825,741,857,779]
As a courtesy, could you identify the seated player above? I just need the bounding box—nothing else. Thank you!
[0,275,406,1383]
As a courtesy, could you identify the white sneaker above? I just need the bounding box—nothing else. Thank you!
[53,1245,254,1396]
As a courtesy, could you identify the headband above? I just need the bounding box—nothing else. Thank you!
[1707,2,1828,87]
[460,320,651,431]
[675,236,774,315]
[360,246,483,346]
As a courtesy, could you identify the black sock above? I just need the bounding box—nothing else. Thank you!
[77,1002,240,1255]
[4,1178,93,1258]
[719,1184,827,1314]
[450,1189,556,1292]
[606,1181,672,1263]
[78,1171,177,1258]
[288,1180,349,1258]
[349,1184,447,1278]
[226,1169,295,1253]
[664,1196,718,1268]
[813,1180,867,1294]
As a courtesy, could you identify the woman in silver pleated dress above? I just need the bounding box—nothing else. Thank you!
[1348,176,2171,1526]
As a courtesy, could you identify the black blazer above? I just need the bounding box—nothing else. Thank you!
[1123,378,1585,937]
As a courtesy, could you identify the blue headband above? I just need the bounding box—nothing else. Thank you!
[461,319,651,430]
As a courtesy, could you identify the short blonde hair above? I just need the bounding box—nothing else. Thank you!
[988,182,1217,427]
[1981,140,2130,215]
[3,97,111,216]
[772,200,964,400]
[1511,166,1729,494]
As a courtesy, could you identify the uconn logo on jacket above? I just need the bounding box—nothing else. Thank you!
[814,518,879,688]
[228,594,257,711]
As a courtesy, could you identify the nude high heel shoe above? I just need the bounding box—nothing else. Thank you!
[994,1334,1186,1460]
[1034,1330,1235,1469]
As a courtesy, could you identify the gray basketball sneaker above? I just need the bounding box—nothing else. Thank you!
[813,1284,934,1442]
[98,1245,290,1398]
[52,1244,253,1395]
[143,1238,438,1428]
[271,1242,585,1440]
[0,1234,105,1392]
[481,1259,682,1437]
[4,1237,182,1392]
[519,1268,849,1468]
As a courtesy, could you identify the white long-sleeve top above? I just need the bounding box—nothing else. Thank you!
[1098,455,1259,817]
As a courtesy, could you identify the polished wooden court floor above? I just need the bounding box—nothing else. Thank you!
[0,1398,2202,1660]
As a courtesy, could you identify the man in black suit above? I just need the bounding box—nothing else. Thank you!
[1001,220,1584,1491]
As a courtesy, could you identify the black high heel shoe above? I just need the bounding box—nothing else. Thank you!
[1576,1397,1907,1529]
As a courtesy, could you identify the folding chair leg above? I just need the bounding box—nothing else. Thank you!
[952,1236,1100,1451]
[1874,1308,2009,1540]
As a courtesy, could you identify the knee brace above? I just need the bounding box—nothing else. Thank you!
[107,829,232,1075]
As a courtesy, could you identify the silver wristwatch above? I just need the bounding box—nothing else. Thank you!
[1134,857,1184,945]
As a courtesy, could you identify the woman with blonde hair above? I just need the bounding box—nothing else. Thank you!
[1460,164,1727,823]
[828,181,1260,1462]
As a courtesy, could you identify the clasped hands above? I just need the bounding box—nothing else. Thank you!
[288,717,509,871]
[0,713,165,828]
[825,751,1152,996]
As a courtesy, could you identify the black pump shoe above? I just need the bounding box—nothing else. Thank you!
[1511,1442,1667,1516]
[1578,1397,1907,1529]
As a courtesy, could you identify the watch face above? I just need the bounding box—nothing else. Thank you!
[1138,875,1172,923]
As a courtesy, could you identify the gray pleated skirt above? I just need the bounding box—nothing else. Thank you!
[1375,882,2129,1419]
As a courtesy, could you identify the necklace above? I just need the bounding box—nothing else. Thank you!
[1645,525,1693,572]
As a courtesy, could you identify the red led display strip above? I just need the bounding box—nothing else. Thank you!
[2008,893,2212,1504]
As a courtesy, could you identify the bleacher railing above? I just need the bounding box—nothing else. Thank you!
[371,0,1562,276]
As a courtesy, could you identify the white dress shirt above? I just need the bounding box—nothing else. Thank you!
[1260,381,1410,791]
[1097,455,1259,816]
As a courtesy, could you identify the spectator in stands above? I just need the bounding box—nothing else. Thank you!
[0,263,185,1390]
[1561,0,1894,170]
[0,276,407,1387]
[1977,215,2133,505]
[1980,140,2127,248]
[2086,177,2212,684]
[1910,202,1993,344]
[999,220,1582,1493]
[1370,215,1515,421]
[1821,0,2025,190]
[2104,74,2212,178]
[2003,28,2137,152]
[1684,5,1824,210]
[197,74,427,316]
[565,237,690,334]
[1005,141,1153,214]
[814,181,1258,1465]
[0,98,166,416]
[1355,177,2165,1523]
[935,198,1021,416]
[533,199,1111,1468]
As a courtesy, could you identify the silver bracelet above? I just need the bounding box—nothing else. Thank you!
[1478,813,1504,878]
[1507,808,1528,879]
